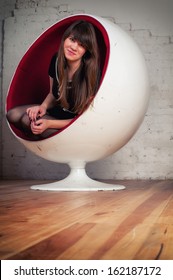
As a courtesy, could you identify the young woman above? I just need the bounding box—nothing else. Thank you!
[6,20,100,139]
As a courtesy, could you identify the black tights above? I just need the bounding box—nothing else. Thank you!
[6,105,59,139]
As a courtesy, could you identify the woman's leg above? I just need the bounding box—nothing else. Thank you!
[6,105,36,133]
[6,105,60,139]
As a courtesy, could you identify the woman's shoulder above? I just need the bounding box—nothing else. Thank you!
[50,52,58,65]
[52,52,58,59]
[48,52,58,78]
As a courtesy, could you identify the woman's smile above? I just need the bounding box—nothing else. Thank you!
[66,48,76,56]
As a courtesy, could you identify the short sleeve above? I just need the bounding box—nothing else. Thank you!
[48,53,57,78]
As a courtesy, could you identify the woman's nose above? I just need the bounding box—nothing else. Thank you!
[71,41,78,50]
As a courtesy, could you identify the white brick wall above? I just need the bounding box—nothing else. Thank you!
[1,0,173,180]
[0,0,16,178]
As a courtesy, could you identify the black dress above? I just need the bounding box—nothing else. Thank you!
[47,53,78,120]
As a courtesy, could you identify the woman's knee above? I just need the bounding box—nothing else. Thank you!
[6,106,28,124]
[6,108,30,132]
[6,108,19,123]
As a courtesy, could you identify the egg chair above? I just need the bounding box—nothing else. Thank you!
[6,14,150,191]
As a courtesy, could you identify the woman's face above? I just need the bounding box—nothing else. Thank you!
[63,35,86,63]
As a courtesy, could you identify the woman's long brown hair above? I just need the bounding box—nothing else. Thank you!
[57,20,100,114]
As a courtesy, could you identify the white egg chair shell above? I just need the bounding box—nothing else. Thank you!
[6,14,150,191]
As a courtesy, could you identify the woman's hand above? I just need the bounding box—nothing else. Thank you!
[30,118,49,135]
[26,105,47,121]
[30,117,73,135]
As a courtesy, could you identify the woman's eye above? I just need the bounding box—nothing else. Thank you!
[78,42,84,47]
[69,37,83,46]
[69,36,75,42]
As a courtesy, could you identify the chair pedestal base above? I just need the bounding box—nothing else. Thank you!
[31,164,125,192]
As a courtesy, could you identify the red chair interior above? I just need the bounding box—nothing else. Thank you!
[6,15,110,140]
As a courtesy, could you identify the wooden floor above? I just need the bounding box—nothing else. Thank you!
[0,179,173,260]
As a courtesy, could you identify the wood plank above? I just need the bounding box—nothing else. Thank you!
[0,180,173,260]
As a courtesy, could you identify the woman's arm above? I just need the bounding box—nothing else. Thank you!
[30,77,73,134]
[41,77,57,110]
[27,77,56,120]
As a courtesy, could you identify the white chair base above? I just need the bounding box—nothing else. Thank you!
[31,164,125,191]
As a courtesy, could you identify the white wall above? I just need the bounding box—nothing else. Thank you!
[1,0,173,180]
